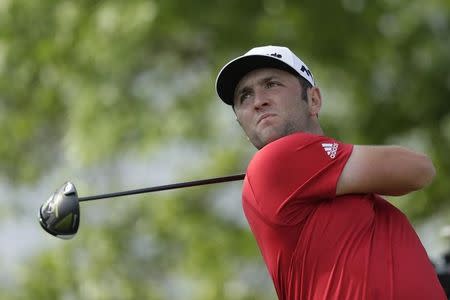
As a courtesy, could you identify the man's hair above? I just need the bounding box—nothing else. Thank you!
[298,76,313,102]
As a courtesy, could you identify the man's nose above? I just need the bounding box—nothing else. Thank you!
[253,89,270,109]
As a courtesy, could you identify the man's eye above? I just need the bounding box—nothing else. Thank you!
[266,81,279,88]
[240,92,251,102]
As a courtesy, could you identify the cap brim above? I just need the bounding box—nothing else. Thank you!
[216,55,299,105]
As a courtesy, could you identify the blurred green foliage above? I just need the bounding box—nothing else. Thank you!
[1,0,449,299]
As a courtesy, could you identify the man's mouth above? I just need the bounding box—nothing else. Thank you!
[257,113,276,125]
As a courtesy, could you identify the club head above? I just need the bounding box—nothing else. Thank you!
[39,182,80,239]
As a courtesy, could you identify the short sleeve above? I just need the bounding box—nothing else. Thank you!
[244,132,353,225]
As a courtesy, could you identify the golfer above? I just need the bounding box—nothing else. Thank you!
[216,45,446,299]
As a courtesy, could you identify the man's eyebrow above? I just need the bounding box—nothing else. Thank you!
[235,76,281,97]
[258,76,279,84]
[235,86,251,98]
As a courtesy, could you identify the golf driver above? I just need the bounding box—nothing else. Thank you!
[39,173,245,239]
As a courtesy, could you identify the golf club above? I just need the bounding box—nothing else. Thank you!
[39,173,245,239]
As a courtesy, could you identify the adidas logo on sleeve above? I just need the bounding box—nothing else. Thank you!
[322,143,339,159]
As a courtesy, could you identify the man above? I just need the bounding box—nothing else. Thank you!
[215,45,446,299]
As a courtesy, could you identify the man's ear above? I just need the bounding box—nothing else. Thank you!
[308,87,322,116]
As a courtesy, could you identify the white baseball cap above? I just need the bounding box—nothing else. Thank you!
[215,45,315,105]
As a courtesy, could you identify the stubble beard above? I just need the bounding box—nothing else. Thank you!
[250,95,311,149]
[252,118,303,149]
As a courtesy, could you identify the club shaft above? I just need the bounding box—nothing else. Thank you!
[78,173,245,202]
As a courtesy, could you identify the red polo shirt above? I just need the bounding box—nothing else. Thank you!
[242,132,445,300]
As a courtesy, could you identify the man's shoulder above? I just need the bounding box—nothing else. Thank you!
[250,132,334,165]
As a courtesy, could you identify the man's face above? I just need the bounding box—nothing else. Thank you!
[233,68,316,149]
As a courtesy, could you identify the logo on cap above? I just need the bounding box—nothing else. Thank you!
[300,65,313,79]
[269,53,282,58]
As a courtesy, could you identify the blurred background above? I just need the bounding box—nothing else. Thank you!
[1,0,449,299]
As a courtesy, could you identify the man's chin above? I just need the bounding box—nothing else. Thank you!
[257,131,285,148]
